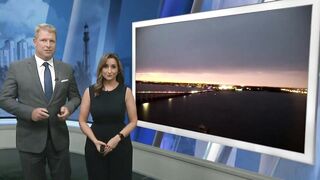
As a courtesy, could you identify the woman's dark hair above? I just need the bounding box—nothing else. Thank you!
[93,53,124,96]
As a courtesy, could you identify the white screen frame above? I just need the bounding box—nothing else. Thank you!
[132,0,319,164]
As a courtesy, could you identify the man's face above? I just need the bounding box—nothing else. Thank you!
[33,29,56,61]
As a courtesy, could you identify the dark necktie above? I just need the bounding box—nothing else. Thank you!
[43,62,53,101]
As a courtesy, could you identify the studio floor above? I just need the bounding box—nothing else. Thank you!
[0,149,155,180]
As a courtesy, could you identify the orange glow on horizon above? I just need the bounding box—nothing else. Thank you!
[136,71,307,89]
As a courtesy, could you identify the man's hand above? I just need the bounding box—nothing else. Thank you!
[31,108,49,121]
[57,106,70,121]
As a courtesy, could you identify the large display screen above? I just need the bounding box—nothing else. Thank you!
[132,0,319,164]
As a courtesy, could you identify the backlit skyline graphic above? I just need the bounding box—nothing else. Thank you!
[136,5,311,89]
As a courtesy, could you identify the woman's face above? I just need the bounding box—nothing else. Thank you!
[101,58,119,82]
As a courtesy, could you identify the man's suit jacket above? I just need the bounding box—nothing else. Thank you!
[0,56,81,153]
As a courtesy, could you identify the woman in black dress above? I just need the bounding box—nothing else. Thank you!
[78,53,137,180]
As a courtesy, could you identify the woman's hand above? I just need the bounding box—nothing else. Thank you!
[93,140,107,153]
[103,135,121,155]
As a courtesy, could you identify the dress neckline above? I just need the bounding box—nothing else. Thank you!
[103,83,120,93]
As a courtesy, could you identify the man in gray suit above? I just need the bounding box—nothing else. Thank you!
[0,23,81,180]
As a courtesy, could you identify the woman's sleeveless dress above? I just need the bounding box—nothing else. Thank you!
[85,84,132,180]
